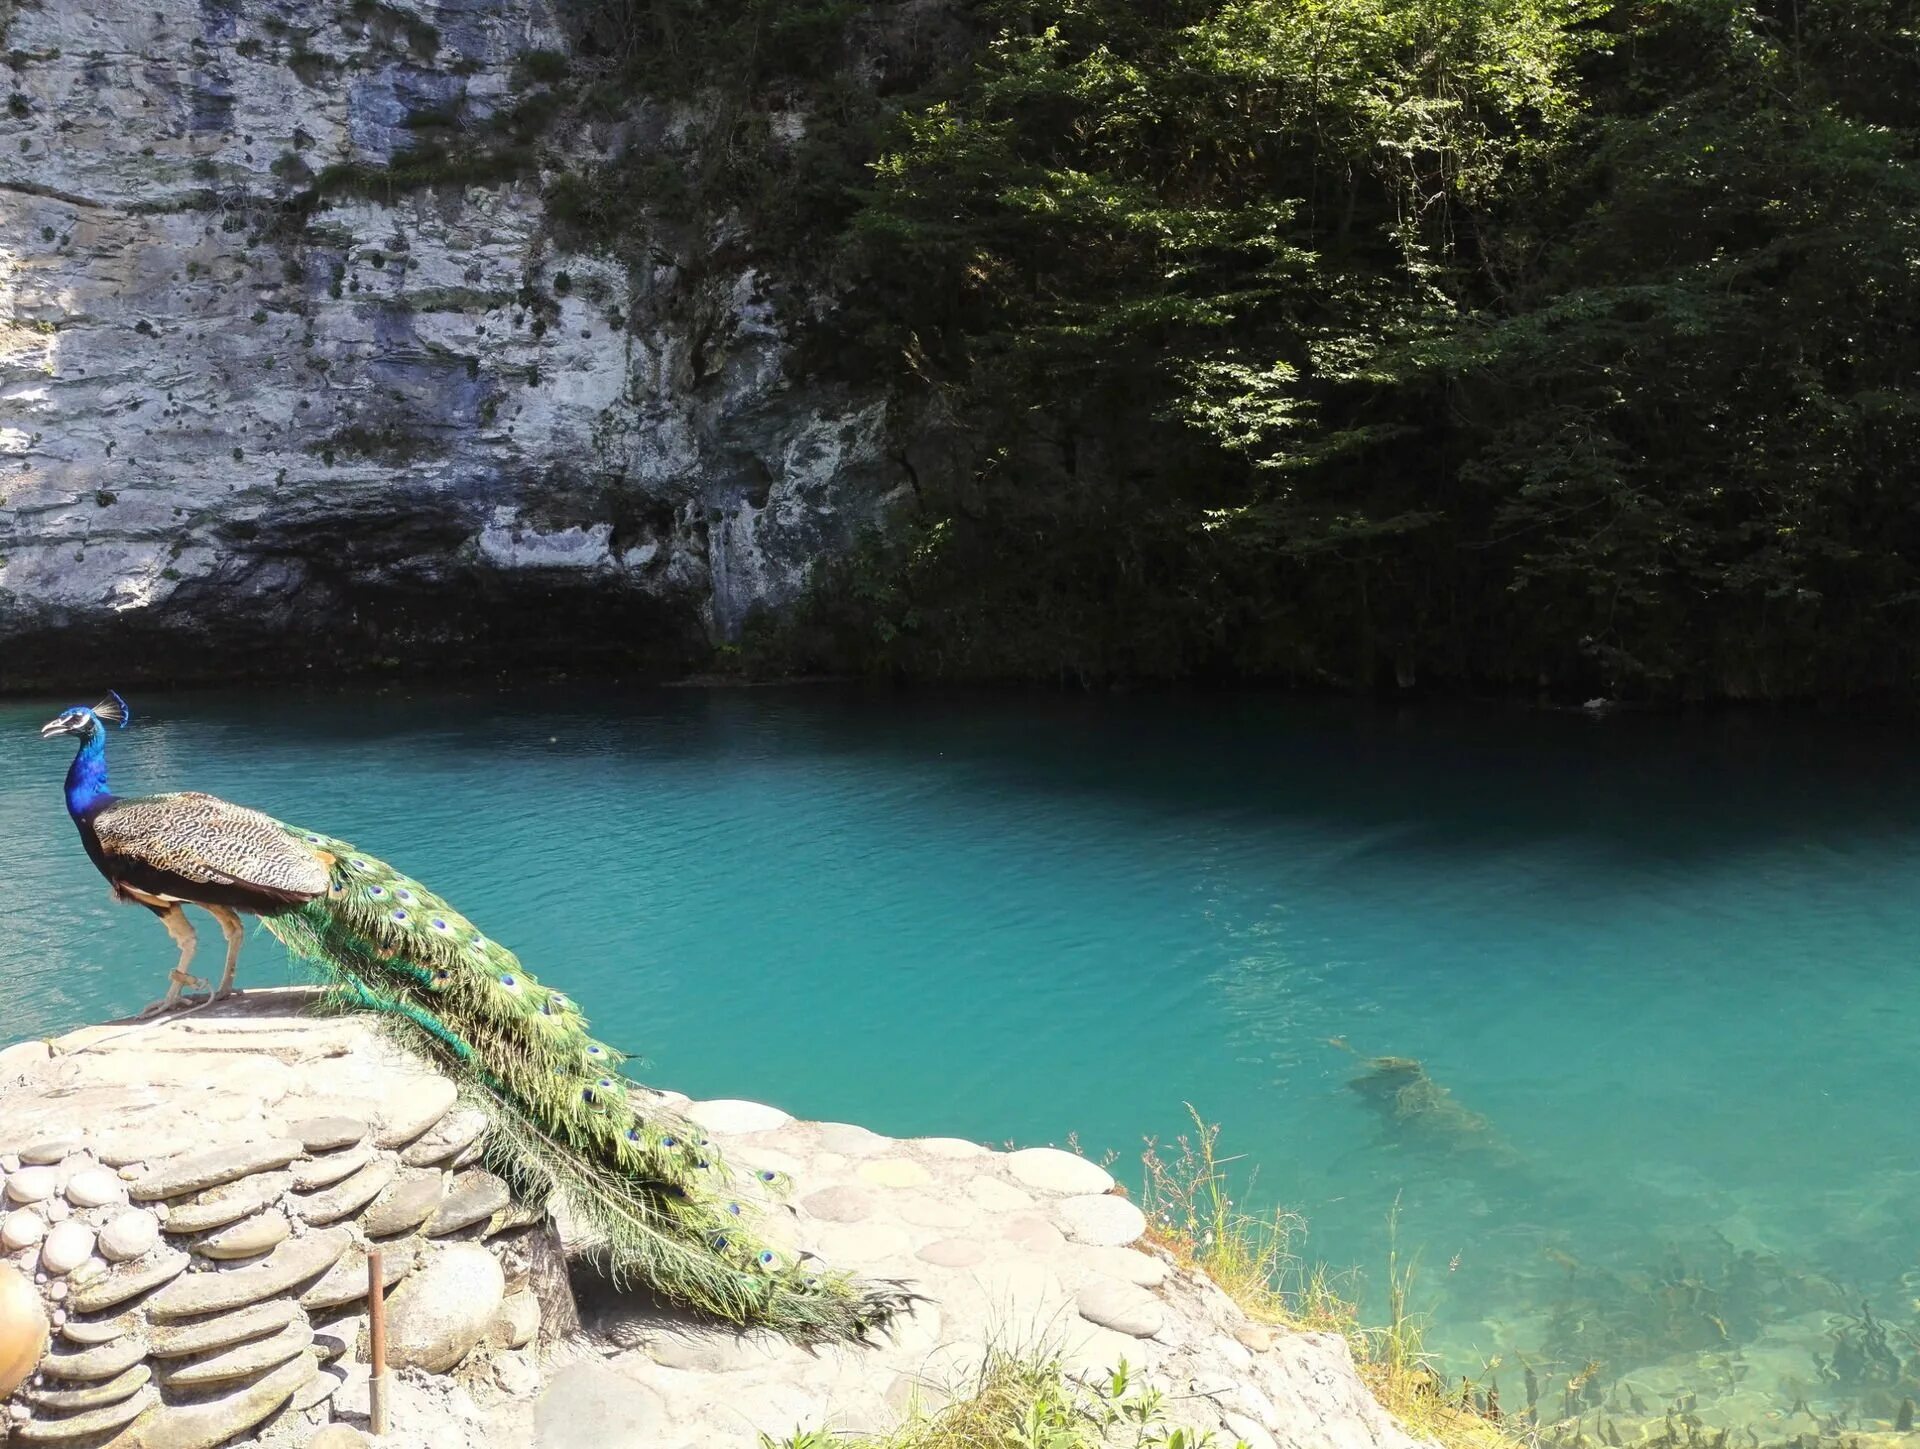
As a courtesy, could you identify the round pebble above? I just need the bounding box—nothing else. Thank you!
[1006,1148,1114,1196]
[0,1210,45,1251]
[39,1220,96,1275]
[42,1199,69,1223]
[65,1168,125,1209]
[5,1166,56,1205]
[46,1281,65,1302]
[98,1210,159,1264]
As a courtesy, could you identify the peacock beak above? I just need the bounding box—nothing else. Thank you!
[39,717,72,739]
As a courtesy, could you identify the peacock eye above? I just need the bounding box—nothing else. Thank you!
[758,1170,776,1182]
[366,884,386,898]
[389,908,409,924]
[758,1251,776,1267]
[394,888,414,903]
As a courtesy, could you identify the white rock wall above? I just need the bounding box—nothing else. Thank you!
[0,0,904,682]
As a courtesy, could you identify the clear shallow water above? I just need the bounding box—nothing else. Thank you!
[4,685,1919,1429]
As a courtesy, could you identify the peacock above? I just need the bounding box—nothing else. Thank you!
[40,693,908,1341]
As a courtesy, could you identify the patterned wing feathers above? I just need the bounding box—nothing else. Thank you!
[93,793,331,901]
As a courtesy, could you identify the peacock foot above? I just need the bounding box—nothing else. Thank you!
[139,973,210,1017]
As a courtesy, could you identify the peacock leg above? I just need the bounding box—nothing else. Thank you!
[205,905,246,1000]
[138,905,206,1017]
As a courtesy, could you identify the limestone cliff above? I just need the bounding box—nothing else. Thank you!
[0,0,910,688]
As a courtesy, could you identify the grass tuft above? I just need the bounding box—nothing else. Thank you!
[760,1349,1239,1449]
[1138,1105,1529,1449]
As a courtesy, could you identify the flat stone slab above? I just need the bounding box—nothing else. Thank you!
[373,1077,459,1148]
[147,1227,349,1320]
[22,1361,150,1409]
[110,1348,315,1449]
[800,1185,874,1223]
[858,1159,933,1189]
[424,1170,510,1236]
[290,1142,374,1192]
[148,1298,299,1358]
[916,1237,986,1268]
[68,1248,188,1313]
[914,1137,991,1159]
[1006,1147,1114,1195]
[1057,1193,1148,1247]
[293,1157,396,1225]
[60,1309,139,1346]
[362,1172,445,1237]
[814,1122,890,1156]
[37,1330,148,1380]
[159,1316,313,1388]
[195,1209,290,1260]
[129,1141,303,1202]
[684,1099,793,1134]
[159,1175,289,1235]
[1074,1244,1169,1287]
[898,1196,972,1230]
[1077,1276,1167,1338]
[401,1109,488,1168]
[287,1116,369,1153]
[299,1237,420,1311]
[12,1383,156,1440]
[965,1177,1034,1212]
[21,1139,86,1166]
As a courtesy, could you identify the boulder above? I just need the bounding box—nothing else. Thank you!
[385,1243,504,1373]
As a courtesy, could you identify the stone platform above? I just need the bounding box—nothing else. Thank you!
[0,991,1421,1449]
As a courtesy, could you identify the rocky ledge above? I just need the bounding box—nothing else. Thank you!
[0,991,1420,1449]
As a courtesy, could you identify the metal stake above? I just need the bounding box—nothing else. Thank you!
[367,1247,390,1437]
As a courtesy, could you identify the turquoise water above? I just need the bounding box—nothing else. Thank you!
[5,685,1919,1429]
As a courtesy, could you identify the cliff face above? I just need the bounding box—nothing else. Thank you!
[0,0,908,688]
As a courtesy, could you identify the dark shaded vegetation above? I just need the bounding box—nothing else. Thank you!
[537,0,1920,702]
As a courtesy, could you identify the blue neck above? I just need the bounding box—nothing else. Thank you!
[66,732,111,818]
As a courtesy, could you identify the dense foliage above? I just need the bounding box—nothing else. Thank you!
[565,0,1920,700]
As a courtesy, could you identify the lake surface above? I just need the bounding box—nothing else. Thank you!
[3,684,1918,1432]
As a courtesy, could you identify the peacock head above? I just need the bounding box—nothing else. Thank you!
[40,692,130,742]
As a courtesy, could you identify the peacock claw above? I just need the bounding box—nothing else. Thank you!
[140,971,210,1017]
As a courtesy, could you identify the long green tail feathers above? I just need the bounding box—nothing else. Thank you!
[260,824,910,1343]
